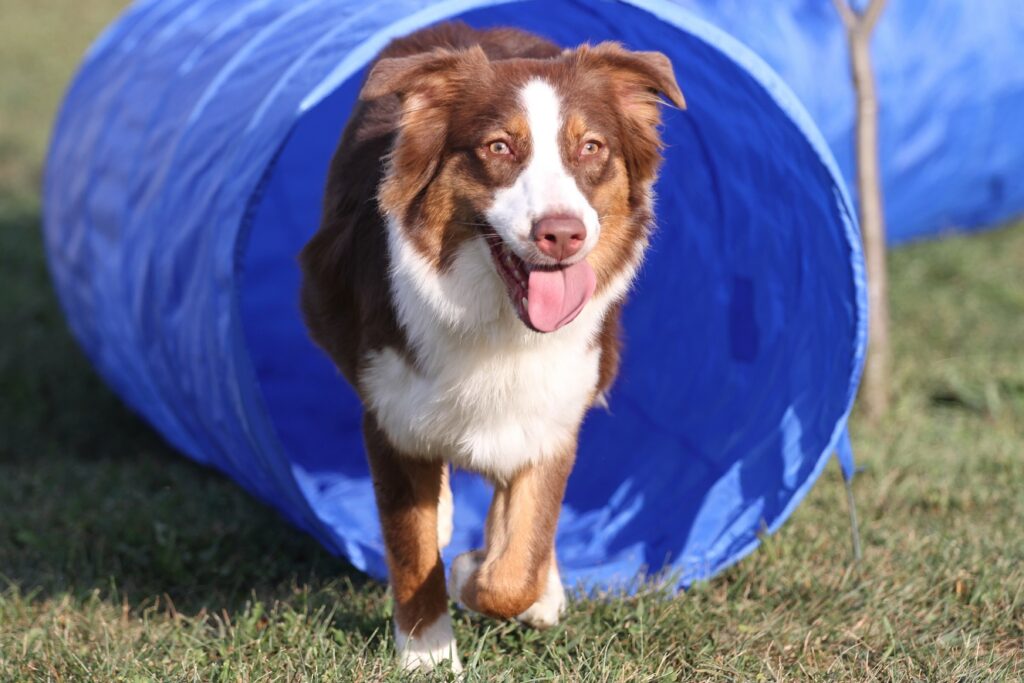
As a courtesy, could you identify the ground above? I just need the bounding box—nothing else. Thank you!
[1,2,1022,681]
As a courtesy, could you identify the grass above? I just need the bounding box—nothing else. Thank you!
[1,2,1022,681]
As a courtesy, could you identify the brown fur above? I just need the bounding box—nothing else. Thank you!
[299,21,682,643]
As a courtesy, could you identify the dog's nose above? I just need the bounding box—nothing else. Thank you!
[531,215,586,261]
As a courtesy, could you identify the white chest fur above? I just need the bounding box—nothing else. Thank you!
[359,228,611,480]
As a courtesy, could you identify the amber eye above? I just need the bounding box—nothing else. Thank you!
[488,140,512,155]
[580,140,603,157]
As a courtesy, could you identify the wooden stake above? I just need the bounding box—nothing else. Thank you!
[833,0,891,420]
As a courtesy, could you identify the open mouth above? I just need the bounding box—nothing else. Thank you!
[485,233,597,333]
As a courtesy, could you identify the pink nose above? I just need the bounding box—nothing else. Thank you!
[531,215,586,261]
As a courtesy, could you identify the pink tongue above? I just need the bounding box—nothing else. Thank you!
[526,260,597,333]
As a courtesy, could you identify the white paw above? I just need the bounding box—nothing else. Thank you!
[395,613,462,674]
[517,562,566,629]
[447,551,483,608]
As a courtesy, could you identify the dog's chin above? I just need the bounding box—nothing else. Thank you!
[484,233,597,334]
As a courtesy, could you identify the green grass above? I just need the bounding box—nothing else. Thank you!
[1,2,1022,681]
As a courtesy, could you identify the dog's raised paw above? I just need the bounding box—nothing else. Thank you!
[516,563,567,629]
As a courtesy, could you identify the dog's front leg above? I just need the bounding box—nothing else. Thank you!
[362,414,461,673]
[448,448,573,625]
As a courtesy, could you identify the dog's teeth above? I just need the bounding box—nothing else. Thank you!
[521,297,528,310]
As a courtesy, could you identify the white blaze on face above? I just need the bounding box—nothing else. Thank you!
[485,79,601,263]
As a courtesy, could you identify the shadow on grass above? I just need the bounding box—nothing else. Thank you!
[0,196,382,636]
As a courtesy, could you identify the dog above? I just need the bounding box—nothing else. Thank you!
[299,21,684,673]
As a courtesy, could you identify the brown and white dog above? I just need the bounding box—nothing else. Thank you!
[300,21,683,673]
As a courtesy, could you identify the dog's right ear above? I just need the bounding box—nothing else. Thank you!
[367,47,492,220]
[360,46,491,102]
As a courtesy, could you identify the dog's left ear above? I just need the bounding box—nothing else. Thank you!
[576,43,685,184]
[578,42,685,115]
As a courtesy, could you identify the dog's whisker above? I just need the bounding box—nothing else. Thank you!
[450,220,494,228]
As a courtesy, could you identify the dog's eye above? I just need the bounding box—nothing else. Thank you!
[488,140,512,155]
[580,140,603,157]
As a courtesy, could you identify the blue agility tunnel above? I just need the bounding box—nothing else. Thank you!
[44,0,866,589]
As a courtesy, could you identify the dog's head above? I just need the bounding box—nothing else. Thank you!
[362,41,684,334]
